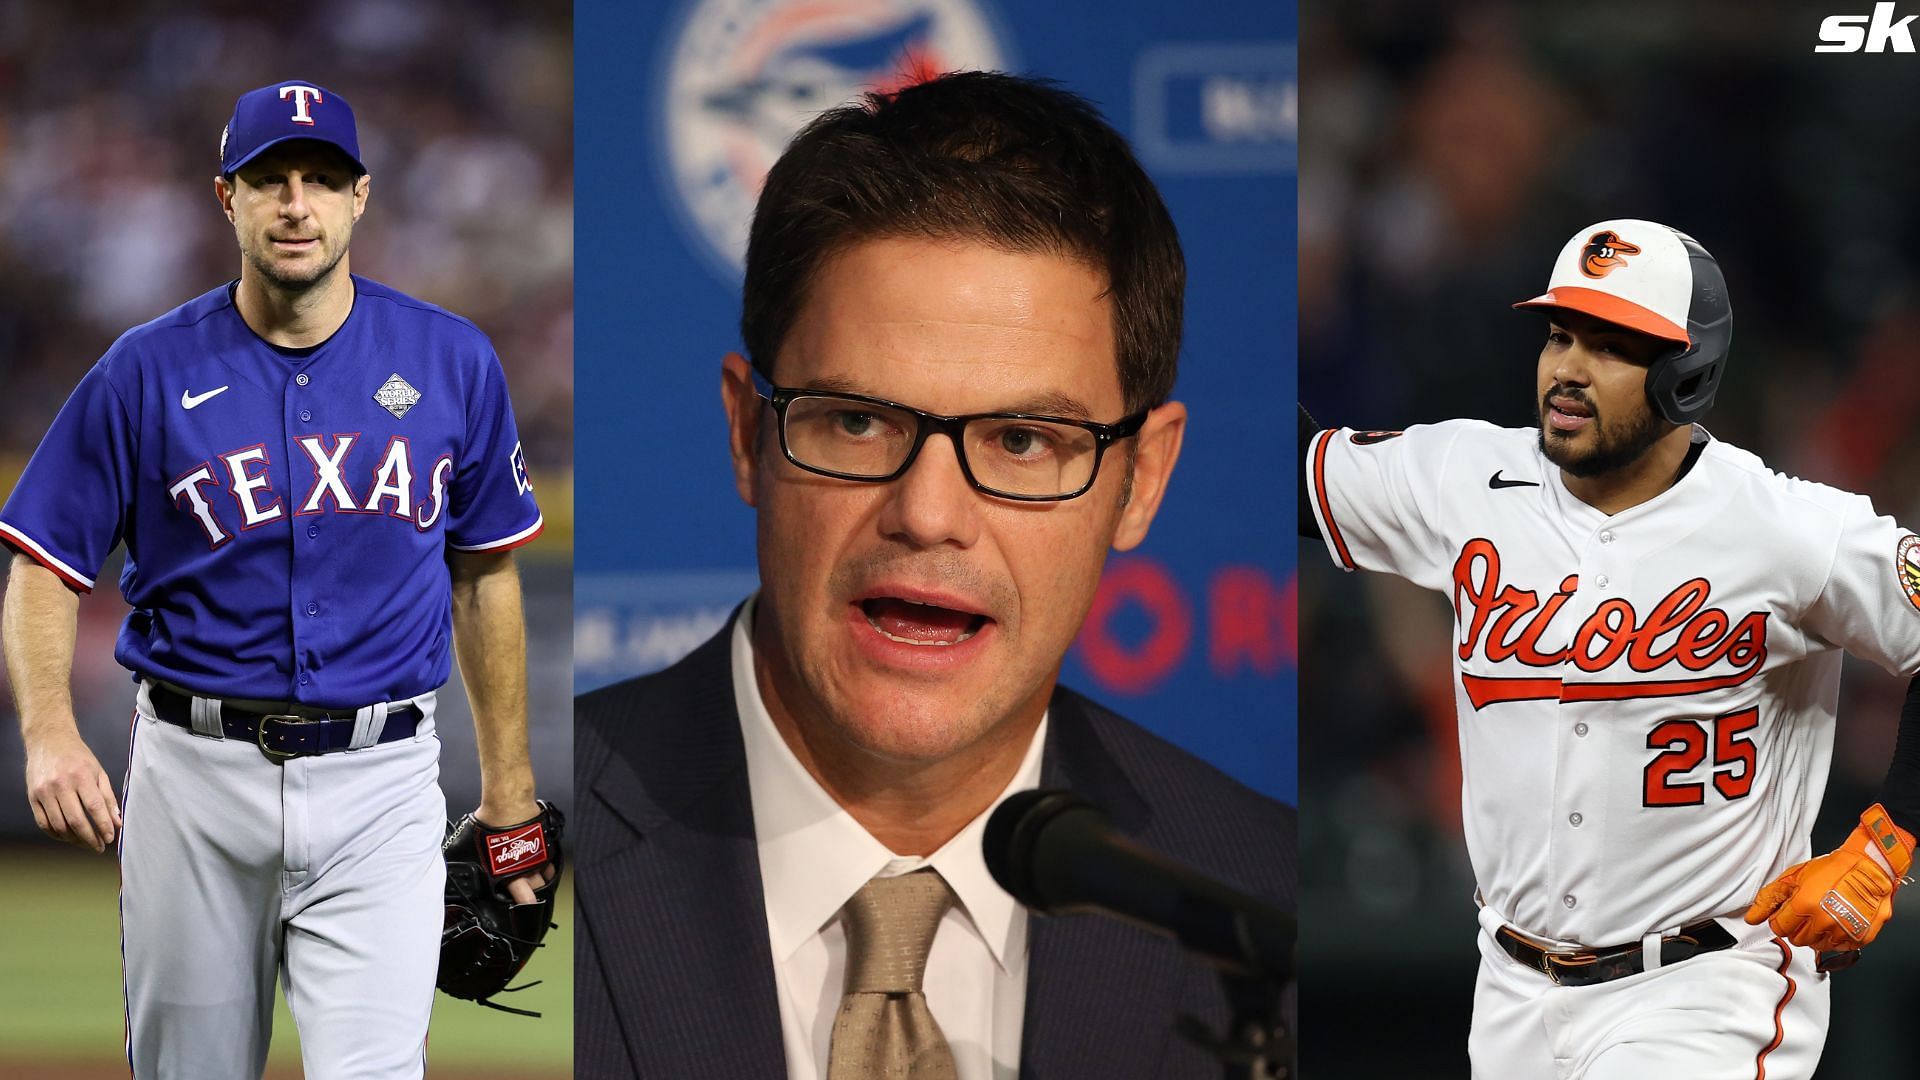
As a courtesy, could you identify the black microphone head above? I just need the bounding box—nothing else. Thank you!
[983,788,1094,911]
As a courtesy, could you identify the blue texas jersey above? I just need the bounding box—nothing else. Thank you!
[0,277,543,709]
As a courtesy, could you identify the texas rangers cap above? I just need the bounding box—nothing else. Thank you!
[1513,219,1698,344]
[219,81,365,177]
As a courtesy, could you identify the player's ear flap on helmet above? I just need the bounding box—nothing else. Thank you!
[1643,233,1731,425]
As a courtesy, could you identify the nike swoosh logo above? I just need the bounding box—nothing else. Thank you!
[181,386,230,410]
[1489,471,1540,489]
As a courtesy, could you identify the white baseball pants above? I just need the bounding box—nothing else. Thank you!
[118,696,446,1079]
[1468,915,1829,1080]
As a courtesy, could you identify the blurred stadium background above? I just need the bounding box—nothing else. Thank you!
[0,2,572,1075]
[575,0,1299,805]
[1300,2,1920,1075]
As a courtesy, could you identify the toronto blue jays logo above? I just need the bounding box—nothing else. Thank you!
[659,0,1012,277]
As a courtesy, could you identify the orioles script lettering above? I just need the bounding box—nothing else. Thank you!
[1450,538,1770,709]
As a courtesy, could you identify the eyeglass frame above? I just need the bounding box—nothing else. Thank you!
[749,367,1150,502]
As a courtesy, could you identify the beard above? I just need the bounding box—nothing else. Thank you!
[1537,384,1668,478]
[242,234,347,293]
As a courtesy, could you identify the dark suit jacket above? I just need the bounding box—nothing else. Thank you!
[574,619,1296,1078]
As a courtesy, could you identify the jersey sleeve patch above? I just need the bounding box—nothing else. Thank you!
[443,353,542,552]
[1897,534,1920,612]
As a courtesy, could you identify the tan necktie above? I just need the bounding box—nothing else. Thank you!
[826,869,959,1080]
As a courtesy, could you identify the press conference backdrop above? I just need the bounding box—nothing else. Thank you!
[574,0,1298,804]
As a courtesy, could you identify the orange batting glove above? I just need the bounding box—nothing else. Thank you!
[1744,804,1915,954]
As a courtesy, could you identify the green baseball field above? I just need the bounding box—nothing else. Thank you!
[0,848,571,1078]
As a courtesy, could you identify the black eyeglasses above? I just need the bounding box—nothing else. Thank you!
[751,369,1147,502]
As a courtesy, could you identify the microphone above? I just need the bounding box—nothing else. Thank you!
[983,788,1294,984]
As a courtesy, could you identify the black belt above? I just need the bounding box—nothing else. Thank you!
[148,684,419,758]
[1496,918,1737,987]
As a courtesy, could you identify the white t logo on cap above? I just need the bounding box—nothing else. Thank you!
[279,85,324,126]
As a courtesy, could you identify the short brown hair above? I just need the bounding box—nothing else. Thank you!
[741,71,1185,413]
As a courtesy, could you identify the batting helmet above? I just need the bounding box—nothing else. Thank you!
[1514,219,1732,425]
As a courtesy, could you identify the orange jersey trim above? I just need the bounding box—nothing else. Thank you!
[1754,937,1795,1080]
[1311,429,1356,570]
[1461,666,1764,710]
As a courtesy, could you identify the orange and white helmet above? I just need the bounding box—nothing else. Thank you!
[1515,218,1732,424]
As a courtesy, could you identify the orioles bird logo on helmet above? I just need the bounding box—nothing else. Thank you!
[1580,230,1642,278]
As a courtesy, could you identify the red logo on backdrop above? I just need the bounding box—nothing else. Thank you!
[1079,559,1192,694]
[1210,566,1296,678]
[486,824,548,877]
[1451,538,1768,709]
[1075,558,1295,695]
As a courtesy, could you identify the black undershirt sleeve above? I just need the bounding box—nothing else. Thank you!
[1299,402,1320,540]
[1879,675,1920,837]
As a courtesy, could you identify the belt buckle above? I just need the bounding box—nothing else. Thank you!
[257,713,315,758]
[1542,949,1599,986]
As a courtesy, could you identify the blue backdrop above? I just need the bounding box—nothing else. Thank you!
[575,0,1297,803]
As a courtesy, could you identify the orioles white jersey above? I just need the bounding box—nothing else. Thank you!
[1306,419,1920,944]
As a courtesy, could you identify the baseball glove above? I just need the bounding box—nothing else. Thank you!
[439,800,565,1015]
[1744,802,1914,961]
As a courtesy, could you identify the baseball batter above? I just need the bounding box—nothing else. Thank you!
[0,82,551,1078]
[1302,219,1920,1078]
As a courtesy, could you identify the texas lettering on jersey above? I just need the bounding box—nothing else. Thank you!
[1451,537,1771,710]
[165,434,536,548]
[167,435,471,546]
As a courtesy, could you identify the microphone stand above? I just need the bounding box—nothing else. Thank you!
[982,790,1296,1077]
[1174,964,1293,1080]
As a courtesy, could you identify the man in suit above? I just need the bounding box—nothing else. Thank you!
[576,72,1295,1078]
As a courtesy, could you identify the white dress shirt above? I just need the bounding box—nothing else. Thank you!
[731,597,1046,1080]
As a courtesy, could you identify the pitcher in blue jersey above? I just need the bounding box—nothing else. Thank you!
[0,81,552,1079]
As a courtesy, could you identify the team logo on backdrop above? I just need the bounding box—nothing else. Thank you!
[1897,534,1920,612]
[660,0,1011,277]
[374,373,421,419]
[1580,230,1641,278]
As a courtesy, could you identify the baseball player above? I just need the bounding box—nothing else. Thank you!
[1301,219,1920,1078]
[0,81,552,1078]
